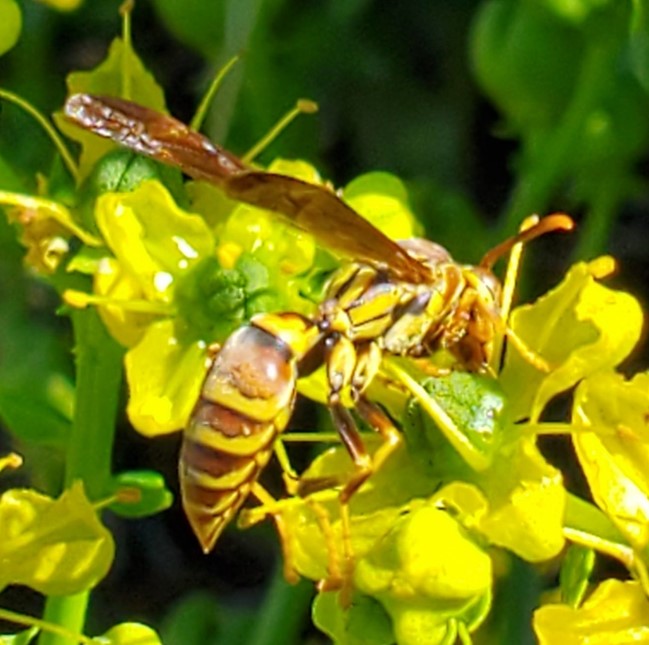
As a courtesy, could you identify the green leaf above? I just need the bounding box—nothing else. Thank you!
[572,370,649,551]
[76,149,188,236]
[0,481,114,595]
[471,1,580,134]
[539,0,616,24]
[0,627,38,645]
[67,246,109,275]
[110,470,174,518]
[630,0,649,92]
[312,591,395,645]
[500,258,643,422]
[0,371,73,446]
[0,150,24,191]
[0,0,21,57]
[0,386,71,446]
[534,580,649,644]
[98,623,162,645]
[55,37,166,180]
[406,371,505,471]
[152,0,227,58]
[403,367,565,563]
[560,545,595,608]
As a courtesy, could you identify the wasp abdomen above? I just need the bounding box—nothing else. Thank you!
[180,325,298,553]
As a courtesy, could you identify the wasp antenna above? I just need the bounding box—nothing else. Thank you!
[480,213,575,270]
[242,98,319,164]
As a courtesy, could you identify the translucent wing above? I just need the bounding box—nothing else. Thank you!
[64,93,433,283]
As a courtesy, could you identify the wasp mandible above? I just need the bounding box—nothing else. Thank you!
[64,94,573,556]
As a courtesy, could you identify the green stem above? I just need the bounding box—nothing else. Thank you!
[190,54,241,132]
[503,41,613,233]
[494,557,540,645]
[120,0,134,100]
[38,308,124,645]
[247,565,314,645]
[0,88,79,182]
[573,168,625,260]
[242,99,318,164]
[0,606,95,645]
[563,492,627,547]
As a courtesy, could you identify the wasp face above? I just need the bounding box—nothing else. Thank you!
[450,266,503,371]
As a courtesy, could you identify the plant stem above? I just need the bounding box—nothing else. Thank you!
[573,168,625,260]
[0,88,79,182]
[247,565,313,645]
[38,308,124,645]
[0,606,95,644]
[503,42,613,234]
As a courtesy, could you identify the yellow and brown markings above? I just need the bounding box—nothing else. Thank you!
[180,323,303,552]
[64,94,575,577]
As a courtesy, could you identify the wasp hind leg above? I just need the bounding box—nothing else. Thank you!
[309,393,401,605]
[238,443,348,594]
[245,481,301,584]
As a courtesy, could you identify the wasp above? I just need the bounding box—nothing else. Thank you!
[64,94,573,558]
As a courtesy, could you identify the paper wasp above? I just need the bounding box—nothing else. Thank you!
[64,93,573,559]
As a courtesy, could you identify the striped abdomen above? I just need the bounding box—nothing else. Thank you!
[180,324,298,553]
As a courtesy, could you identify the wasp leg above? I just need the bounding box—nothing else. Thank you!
[248,481,299,584]
[305,497,346,593]
[320,395,401,604]
[410,358,452,377]
[354,396,402,489]
[206,342,221,358]
[273,438,301,496]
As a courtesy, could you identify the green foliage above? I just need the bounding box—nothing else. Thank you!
[0,627,39,645]
[313,591,395,645]
[0,0,20,57]
[0,2,648,645]
[560,545,595,608]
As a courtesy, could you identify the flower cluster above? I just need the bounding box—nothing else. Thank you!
[2,21,649,645]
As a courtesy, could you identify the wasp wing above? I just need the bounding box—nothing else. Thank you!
[64,93,432,282]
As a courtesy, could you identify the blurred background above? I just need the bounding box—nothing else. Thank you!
[0,1,648,643]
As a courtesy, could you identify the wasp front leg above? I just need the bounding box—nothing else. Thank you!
[314,337,401,502]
